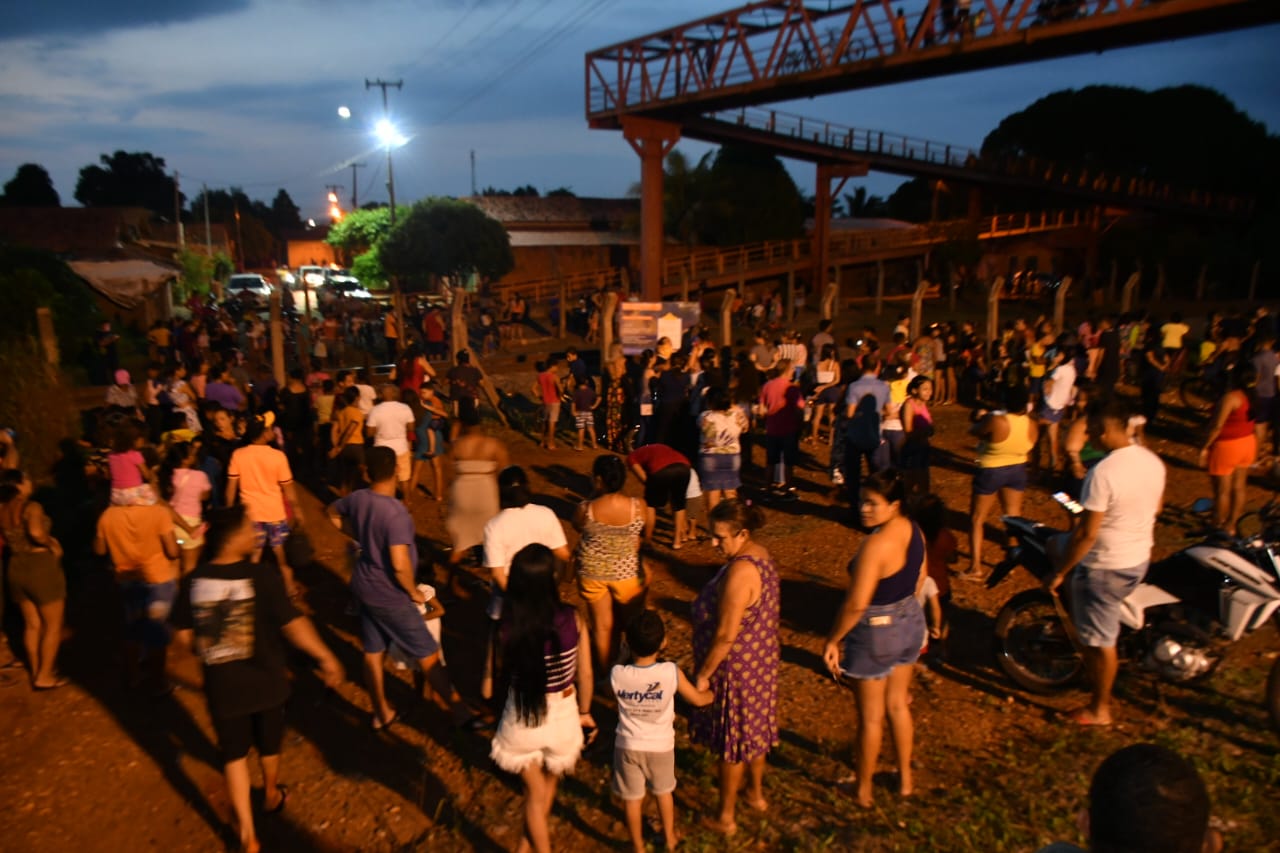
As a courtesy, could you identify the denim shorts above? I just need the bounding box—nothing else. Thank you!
[1071,563,1148,647]
[840,596,925,680]
[1039,405,1065,425]
[359,598,440,660]
[121,579,177,649]
[699,452,742,492]
[973,463,1027,496]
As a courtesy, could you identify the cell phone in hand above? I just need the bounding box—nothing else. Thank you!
[1052,491,1084,515]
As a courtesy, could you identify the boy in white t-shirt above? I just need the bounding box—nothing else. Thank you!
[611,611,712,853]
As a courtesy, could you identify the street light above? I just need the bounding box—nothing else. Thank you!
[374,118,408,149]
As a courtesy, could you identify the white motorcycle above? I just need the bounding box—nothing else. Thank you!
[989,494,1280,732]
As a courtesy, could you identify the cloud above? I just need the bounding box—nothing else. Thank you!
[1,0,252,40]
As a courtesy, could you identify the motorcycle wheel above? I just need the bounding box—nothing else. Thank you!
[1267,655,1280,736]
[994,589,1083,693]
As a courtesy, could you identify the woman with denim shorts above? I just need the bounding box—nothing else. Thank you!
[961,383,1037,580]
[823,469,926,809]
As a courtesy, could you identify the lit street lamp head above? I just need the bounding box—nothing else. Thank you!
[337,105,351,119]
[375,118,407,149]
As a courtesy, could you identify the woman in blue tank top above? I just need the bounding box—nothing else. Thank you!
[822,469,926,809]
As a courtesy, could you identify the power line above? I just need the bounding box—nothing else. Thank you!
[437,0,618,121]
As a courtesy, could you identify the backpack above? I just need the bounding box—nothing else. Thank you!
[848,393,882,453]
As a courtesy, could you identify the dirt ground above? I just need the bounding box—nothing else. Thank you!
[2,364,1277,852]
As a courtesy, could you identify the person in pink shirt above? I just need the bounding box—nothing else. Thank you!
[759,359,805,498]
[160,441,212,573]
[108,421,157,507]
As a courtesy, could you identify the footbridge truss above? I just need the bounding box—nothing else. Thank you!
[585,0,1278,299]
[586,0,1279,123]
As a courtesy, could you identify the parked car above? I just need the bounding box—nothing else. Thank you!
[225,273,273,304]
[320,270,373,300]
[297,265,330,290]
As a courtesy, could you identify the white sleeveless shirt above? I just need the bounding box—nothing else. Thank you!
[611,661,678,752]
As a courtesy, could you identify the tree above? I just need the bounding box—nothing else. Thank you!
[480,185,539,197]
[696,145,805,246]
[2,163,60,207]
[380,198,513,292]
[324,206,406,257]
[841,187,889,219]
[268,189,302,233]
[981,85,1278,198]
[350,245,387,289]
[186,187,279,269]
[74,151,181,217]
[546,187,577,198]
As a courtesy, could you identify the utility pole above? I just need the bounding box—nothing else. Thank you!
[173,171,185,249]
[366,77,404,361]
[349,161,365,209]
[233,200,245,270]
[470,150,477,196]
[365,78,403,225]
[202,183,212,255]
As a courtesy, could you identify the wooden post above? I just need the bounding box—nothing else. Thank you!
[602,290,619,362]
[910,279,930,341]
[986,276,1005,351]
[470,350,509,428]
[1119,272,1141,314]
[947,261,957,312]
[1195,264,1208,301]
[1154,262,1166,301]
[875,259,885,316]
[450,286,468,361]
[36,307,59,366]
[269,289,285,386]
[786,270,796,324]
[1053,276,1073,334]
[720,288,736,348]
[1250,260,1261,302]
[821,282,838,321]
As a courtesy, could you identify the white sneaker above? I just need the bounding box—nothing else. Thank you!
[832,470,845,486]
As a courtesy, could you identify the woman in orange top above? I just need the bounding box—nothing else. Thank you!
[1199,363,1257,536]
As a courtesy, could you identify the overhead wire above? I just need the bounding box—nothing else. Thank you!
[436,0,620,121]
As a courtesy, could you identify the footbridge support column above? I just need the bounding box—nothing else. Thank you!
[623,117,681,303]
[813,162,867,309]
[1053,276,1073,335]
[986,276,1005,352]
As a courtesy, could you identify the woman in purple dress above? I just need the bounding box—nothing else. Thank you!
[691,499,780,836]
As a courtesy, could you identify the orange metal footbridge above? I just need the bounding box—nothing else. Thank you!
[583,0,1280,299]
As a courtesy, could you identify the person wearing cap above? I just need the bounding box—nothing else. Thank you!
[105,369,141,418]
[226,414,306,598]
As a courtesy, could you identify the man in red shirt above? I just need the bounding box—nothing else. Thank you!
[760,359,805,498]
[626,443,692,550]
[422,309,446,361]
[533,360,564,450]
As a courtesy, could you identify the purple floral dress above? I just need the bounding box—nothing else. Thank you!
[690,554,780,763]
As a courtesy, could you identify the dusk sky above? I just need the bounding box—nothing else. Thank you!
[2,0,1277,221]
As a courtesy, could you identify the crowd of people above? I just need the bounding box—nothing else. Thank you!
[1,292,1270,852]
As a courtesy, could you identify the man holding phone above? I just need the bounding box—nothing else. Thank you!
[1043,400,1165,727]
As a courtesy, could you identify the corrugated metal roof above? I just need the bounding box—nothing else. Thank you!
[509,230,639,247]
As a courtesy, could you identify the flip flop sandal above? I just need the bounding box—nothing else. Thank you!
[264,785,289,815]
[371,711,398,731]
